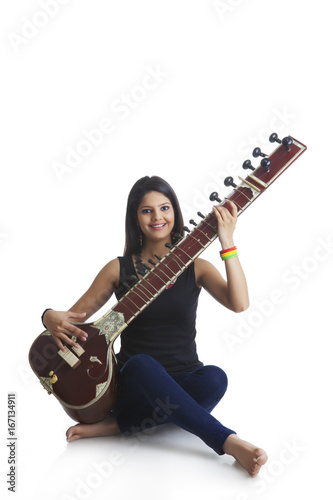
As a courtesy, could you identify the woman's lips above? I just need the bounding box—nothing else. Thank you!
[149,223,167,231]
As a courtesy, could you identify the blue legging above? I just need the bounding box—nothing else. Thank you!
[113,354,236,455]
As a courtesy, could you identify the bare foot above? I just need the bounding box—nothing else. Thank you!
[66,414,121,443]
[222,434,268,477]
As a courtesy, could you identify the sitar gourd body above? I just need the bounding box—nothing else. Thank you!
[29,135,307,424]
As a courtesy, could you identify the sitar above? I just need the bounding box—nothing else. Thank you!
[29,133,307,424]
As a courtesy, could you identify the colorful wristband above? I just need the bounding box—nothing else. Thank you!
[221,251,238,260]
[220,247,238,261]
[220,246,237,254]
[221,250,237,258]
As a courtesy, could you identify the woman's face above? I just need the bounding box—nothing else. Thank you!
[137,191,175,244]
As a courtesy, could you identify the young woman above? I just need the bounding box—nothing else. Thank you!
[42,176,267,477]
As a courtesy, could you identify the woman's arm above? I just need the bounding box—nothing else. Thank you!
[194,200,249,313]
[68,258,120,319]
[42,258,120,351]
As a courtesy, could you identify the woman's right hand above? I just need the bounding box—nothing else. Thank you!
[42,310,88,352]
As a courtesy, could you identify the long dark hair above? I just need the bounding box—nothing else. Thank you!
[124,176,184,256]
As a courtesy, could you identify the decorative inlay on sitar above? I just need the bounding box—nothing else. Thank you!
[29,134,307,424]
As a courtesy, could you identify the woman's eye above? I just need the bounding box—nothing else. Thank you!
[142,209,151,214]
[161,205,169,211]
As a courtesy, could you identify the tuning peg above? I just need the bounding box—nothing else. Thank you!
[282,136,293,150]
[269,133,293,151]
[136,262,148,275]
[253,147,268,158]
[165,242,173,249]
[209,192,222,203]
[173,233,183,240]
[154,254,162,260]
[260,158,271,172]
[224,176,237,188]
[242,159,255,171]
[148,259,156,266]
[269,132,282,144]
[183,226,191,233]
[197,212,205,219]
[120,279,130,290]
[189,219,197,226]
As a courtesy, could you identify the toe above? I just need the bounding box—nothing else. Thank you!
[67,433,80,443]
[66,425,78,442]
[256,451,268,466]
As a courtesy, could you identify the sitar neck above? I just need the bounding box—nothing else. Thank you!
[94,135,307,340]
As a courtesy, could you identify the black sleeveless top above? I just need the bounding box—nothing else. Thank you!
[115,255,203,374]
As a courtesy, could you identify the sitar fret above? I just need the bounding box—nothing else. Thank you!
[131,285,152,303]
[166,254,183,271]
[154,265,174,282]
[138,276,161,295]
[121,296,141,316]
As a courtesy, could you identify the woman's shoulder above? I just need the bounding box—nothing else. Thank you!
[98,257,121,286]
[103,255,132,272]
[103,257,120,271]
[102,256,135,286]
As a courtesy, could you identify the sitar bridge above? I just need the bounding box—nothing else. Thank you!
[58,346,81,368]
[71,338,85,357]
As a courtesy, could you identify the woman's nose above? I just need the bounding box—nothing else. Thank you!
[152,211,162,220]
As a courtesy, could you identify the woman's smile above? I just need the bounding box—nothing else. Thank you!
[149,223,167,230]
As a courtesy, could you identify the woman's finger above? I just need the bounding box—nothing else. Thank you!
[52,334,66,352]
[226,200,238,218]
[58,327,85,346]
[214,205,233,223]
[61,333,80,351]
[67,323,88,340]
[64,311,88,340]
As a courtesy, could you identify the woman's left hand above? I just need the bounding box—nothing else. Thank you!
[212,200,238,249]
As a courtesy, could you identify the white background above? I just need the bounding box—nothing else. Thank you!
[1,1,332,499]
